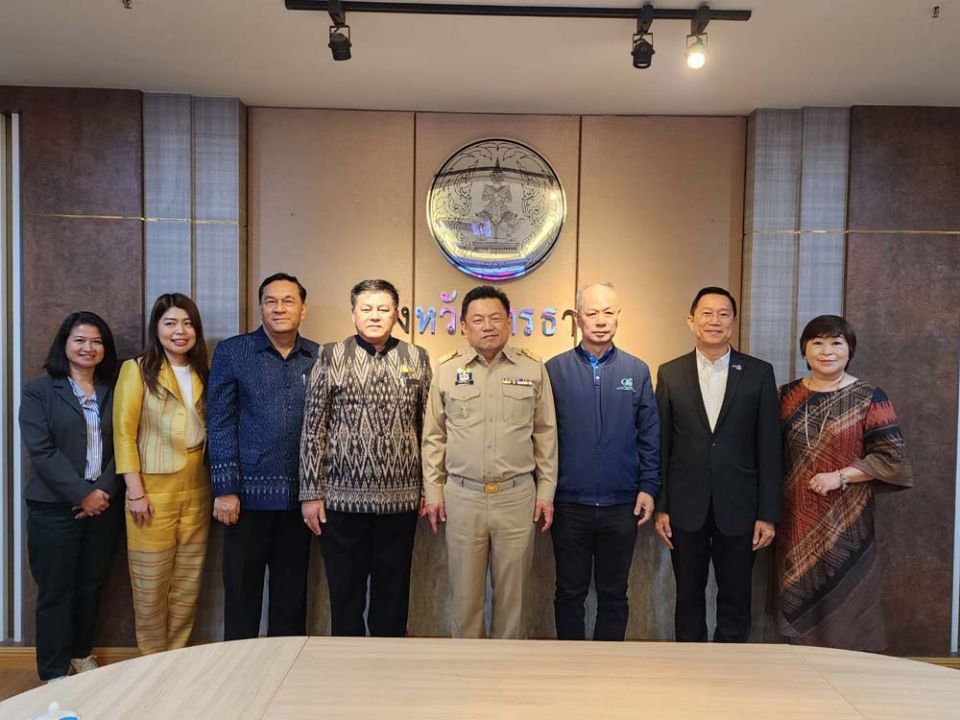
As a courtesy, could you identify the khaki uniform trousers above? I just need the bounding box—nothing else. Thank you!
[126,448,211,655]
[444,474,536,638]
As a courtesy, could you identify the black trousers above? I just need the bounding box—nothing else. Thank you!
[26,498,123,680]
[320,509,419,637]
[222,508,312,640]
[551,502,637,641]
[670,505,755,642]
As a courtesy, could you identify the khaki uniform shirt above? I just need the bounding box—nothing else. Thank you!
[422,345,558,504]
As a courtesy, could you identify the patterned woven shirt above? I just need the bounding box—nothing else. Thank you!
[299,335,431,514]
[207,326,319,510]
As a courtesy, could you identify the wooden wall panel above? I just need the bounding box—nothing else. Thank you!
[0,86,143,646]
[252,109,742,639]
[248,108,416,635]
[578,115,745,375]
[248,109,414,343]
[846,105,960,656]
[578,115,746,640]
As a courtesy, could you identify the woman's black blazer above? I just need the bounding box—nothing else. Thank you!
[19,375,120,504]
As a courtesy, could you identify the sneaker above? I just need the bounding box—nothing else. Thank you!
[69,655,98,674]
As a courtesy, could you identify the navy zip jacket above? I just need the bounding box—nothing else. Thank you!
[546,345,660,505]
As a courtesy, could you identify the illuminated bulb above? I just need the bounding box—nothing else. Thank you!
[686,36,707,69]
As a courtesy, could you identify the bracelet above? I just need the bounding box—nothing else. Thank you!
[838,472,849,492]
[126,494,145,502]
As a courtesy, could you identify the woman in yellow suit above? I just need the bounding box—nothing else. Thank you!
[114,293,211,654]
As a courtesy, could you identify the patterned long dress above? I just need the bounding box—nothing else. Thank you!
[774,380,912,651]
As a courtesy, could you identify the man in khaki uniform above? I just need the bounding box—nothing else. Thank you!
[422,285,558,639]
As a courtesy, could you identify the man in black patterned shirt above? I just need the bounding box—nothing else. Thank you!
[299,279,431,637]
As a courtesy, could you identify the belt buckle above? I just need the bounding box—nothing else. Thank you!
[483,482,500,494]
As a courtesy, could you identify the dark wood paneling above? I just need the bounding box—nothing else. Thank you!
[1,87,144,645]
[21,215,143,376]
[846,232,960,656]
[848,106,960,231]
[846,104,960,656]
[0,86,142,218]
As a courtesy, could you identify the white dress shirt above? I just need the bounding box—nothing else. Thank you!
[695,347,730,432]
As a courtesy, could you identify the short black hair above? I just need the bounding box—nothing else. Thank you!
[461,285,510,318]
[259,272,306,303]
[43,311,119,383]
[350,279,400,309]
[800,315,857,364]
[690,286,737,317]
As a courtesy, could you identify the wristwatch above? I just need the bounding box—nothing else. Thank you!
[838,471,849,492]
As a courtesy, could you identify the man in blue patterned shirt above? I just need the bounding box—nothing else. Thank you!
[207,272,319,640]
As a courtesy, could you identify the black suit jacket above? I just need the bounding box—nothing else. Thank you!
[19,375,119,504]
[654,349,782,536]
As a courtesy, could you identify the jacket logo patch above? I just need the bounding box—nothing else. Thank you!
[616,377,634,391]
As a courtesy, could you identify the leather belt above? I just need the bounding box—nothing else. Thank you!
[448,473,532,494]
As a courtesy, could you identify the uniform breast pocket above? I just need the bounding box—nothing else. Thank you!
[501,383,535,424]
[446,384,481,426]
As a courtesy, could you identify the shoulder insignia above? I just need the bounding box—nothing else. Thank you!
[520,348,542,362]
[437,349,461,365]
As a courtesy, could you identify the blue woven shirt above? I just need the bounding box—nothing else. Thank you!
[207,326,319,510]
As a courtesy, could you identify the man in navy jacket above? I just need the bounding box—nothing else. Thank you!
[207,272,319,640]
[545,282,660,640]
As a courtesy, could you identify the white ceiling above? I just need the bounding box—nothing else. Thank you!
[1,0,958,115]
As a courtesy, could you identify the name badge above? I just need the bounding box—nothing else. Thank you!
[455,369,474,386]
[502,378,533,387]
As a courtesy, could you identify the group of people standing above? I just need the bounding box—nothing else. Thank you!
[20,273,912,682]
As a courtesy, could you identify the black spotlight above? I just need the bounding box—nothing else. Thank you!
[328,24,352,61]
[631,34,654,69]
[631,3,655,69]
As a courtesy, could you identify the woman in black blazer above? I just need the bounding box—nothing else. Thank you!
[19,311,122,681]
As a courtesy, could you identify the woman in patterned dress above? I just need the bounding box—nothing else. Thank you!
[774,315,912,651]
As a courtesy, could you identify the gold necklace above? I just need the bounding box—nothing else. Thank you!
[804,372,846,393]
[802,373,846,448]
[803,403,830,449]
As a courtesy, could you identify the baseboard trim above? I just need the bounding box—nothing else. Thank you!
[0,647,139,670]
[910,656,960,670]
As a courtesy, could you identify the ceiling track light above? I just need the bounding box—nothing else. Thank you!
[631,4,655,70]
[685,4,710,69]
[286,2,749,68]
[326,0,352,60]
[285,2,750,23]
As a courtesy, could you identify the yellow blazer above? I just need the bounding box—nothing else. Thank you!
[114,358,206,475]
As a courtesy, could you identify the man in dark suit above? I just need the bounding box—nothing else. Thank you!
[654,287,781,642]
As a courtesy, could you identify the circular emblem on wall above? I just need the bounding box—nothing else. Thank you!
[426,138,566,281]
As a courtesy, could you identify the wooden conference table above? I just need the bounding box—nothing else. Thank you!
[2,636,958,719]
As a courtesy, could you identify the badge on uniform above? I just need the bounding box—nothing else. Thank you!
[400,364,420,387]
[502,377,533,386]
[455,368,474,386]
